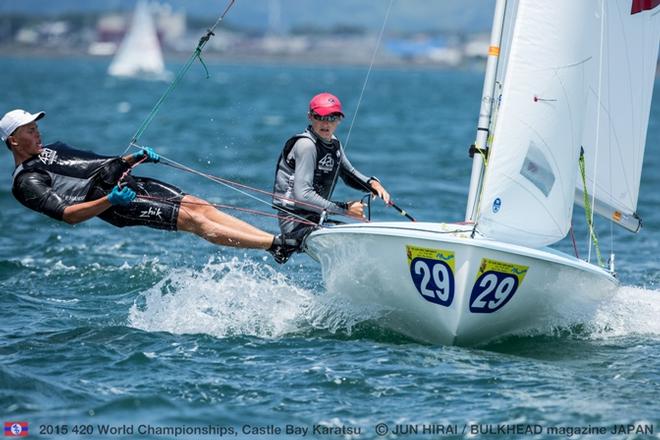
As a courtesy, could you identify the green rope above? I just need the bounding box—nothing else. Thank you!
[578,147,604,267]
[127,0,236,149]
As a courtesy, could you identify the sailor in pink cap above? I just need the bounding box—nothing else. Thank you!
[271,93,390,263]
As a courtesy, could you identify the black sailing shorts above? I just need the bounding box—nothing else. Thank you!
[97,176,186,231]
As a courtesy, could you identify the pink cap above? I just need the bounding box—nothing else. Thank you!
[309,93,344,117]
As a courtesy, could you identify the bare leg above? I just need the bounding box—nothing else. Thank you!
[181,196,272,238]
[176,195,274,249]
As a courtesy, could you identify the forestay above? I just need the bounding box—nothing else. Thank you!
[477,1,598,247]
[577,0,660,232]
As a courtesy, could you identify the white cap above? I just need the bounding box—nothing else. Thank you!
[0,109,45,142]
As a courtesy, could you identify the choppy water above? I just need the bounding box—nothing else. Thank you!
[1,57,659,439]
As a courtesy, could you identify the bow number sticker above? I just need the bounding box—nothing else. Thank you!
[469,258,528,313]
[407,245,455,307]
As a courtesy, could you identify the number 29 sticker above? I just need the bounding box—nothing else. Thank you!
[469,258,528,313]
[406,245,455,307]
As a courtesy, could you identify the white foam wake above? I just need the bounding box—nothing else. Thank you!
[129,258,660,342]
[587,285,660,338]
[127,257,387,339]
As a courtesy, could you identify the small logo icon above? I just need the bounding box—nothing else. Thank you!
[38,148,57,165]
[4,422,28,437]
[140,207,163,219]
[492,197,502,213]
[318,153,335,172]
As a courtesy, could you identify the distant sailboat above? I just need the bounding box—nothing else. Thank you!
[108,0,170,80]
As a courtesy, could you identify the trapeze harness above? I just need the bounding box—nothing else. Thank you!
[11,142,184,230]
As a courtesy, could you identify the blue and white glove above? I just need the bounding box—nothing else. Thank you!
[131,146,160,163]
[107,185,136,205]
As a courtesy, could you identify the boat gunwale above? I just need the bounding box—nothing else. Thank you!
[305,221,618,284]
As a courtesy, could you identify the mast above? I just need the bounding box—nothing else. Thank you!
[464,0,507,222]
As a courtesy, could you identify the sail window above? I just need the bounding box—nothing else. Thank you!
[520,141,555,197]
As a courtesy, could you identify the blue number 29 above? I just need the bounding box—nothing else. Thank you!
[469,271,519,313]
[410,258,455,307]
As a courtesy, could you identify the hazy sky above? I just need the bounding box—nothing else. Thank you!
[0,0,496,33]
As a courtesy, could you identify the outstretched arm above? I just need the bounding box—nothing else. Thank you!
[62,197,113,224]
[62,185,136,224]
[13,171,136,225]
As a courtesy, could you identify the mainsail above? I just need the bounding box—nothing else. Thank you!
[476,0,659,247]
[577,1,660,232]
[476,1,598,247]
[108,1,167,78]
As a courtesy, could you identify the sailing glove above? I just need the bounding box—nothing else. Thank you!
[108,185,136,205]
[132,146,160,163]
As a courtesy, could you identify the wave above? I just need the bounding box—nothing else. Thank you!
[127,257,390,340]
[487,285,660,348]
[586,285,660,338]
[128,259,660,344]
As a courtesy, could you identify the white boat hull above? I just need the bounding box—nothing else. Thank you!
[304,222,618,345]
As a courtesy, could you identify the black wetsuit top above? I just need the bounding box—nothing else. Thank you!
[12,142,185,230]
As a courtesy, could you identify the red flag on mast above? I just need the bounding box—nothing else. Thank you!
[631,0,660,14]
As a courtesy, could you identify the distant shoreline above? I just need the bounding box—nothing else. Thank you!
[2,44,657,76]
[0,43,486,71]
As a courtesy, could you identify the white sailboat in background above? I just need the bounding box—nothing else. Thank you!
[108,0,171,80]
[304,0,660,345]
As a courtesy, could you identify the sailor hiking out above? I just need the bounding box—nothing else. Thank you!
[2,108,297,259]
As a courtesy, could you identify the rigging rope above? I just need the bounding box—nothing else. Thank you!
[569,223,580,259]
[113,0,335,226]
[331,0,417,222]
[587,0,606,265]
[136,195,319,227]
[152,153,365,224]
[343,0,395,151]
[120,0,399,226]
[578,147,604,267]
[123,0,237,153]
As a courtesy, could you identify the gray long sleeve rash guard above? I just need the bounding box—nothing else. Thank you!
[288,135,372,215]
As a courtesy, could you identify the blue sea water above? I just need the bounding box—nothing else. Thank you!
[1,57,659,439]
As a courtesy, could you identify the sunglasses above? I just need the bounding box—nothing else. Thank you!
[310,112,343,122]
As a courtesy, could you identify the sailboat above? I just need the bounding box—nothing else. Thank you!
[108,0,171,80]
[303,0,660,345]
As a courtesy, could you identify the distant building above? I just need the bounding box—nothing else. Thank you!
[386,35,462,66]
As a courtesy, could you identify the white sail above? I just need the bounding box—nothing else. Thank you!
[302,0,639,346]
[577,0,660,232]
[108,1,167,78]
[476,1,598,248]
